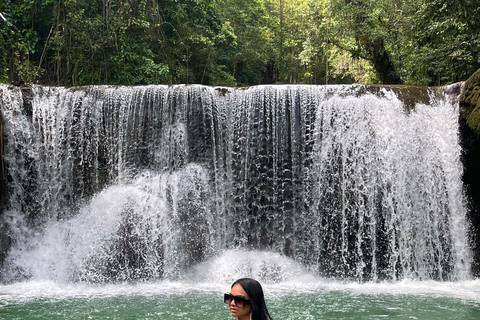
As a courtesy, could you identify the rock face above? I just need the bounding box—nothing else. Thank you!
[460,69,480,276]
[461,69,480,135]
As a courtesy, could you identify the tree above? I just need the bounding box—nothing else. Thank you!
[1,0,479,86]
[401,0,480,85]
[216,0,278,86]
[326,0,403,84]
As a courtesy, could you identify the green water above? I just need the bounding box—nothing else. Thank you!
[1,290,479,320]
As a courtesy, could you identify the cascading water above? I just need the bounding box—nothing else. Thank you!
[0,83,472,283]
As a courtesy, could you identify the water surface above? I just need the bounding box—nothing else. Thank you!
[1,280,479,319]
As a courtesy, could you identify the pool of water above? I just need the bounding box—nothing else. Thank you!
[1,280,479,319]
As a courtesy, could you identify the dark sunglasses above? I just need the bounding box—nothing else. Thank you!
[224,293,251,308]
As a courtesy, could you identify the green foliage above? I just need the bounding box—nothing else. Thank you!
[0,0,47,83]
[326,0,403,83]
[325,0,480,86]
[216,0,277,85]
[1,0,479,86]
[405,0,480,85]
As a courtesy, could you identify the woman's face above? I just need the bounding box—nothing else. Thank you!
[229,283,251,319]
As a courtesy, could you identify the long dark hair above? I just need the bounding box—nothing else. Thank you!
[232,278,273,320]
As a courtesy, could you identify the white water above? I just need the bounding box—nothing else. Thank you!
[0,84,473,283]
[0,250,479,303]
[2,164,213,283]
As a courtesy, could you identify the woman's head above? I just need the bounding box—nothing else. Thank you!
[226,278,273,320]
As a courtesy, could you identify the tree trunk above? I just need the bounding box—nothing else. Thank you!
[369,38,402,84]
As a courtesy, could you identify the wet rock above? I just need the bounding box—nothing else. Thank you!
[460,69,480,135]
[460,69,480,276]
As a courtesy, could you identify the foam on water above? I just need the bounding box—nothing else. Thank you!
[1,248,480,304]
[2,249,480,304]
[184,249,315,284]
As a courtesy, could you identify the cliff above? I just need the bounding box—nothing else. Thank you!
[460,69,480,276]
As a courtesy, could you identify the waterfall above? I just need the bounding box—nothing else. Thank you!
[0,83,472,282]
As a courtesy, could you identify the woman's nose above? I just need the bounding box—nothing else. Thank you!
[229,298,236,306]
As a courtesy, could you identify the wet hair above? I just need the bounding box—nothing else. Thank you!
[232,278,273,320]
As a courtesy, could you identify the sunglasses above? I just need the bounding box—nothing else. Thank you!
[224,293,251,308]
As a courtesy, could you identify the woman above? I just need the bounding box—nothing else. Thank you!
[224,278,273,320]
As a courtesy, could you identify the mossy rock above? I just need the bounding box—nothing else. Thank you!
[460,68,480,135]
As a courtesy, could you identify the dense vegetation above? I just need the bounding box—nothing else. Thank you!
[1,0,479,86]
